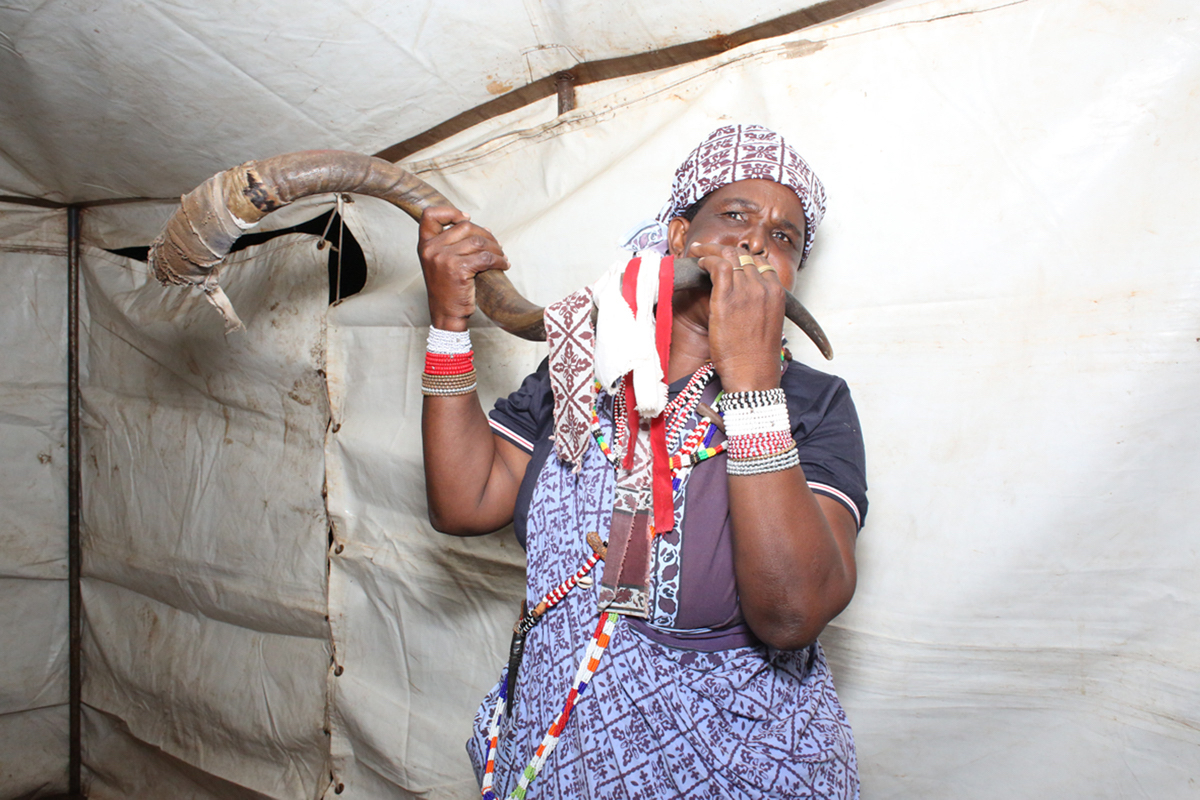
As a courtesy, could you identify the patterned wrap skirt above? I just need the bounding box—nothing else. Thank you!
[468,418,860,800]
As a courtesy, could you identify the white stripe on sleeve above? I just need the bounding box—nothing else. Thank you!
[489,418,535,454]
[807,481,862,529]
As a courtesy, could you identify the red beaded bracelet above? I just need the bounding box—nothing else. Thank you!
[424,350,475,376]
[726,429,794,460]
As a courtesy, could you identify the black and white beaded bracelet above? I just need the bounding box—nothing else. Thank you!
[726,442,800,476]
[720,388,787,411]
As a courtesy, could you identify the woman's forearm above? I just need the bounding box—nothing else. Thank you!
[422,393,528,536]
[728,468,857,649]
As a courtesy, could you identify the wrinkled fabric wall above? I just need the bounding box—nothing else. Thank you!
[77,226,335,798]
[3,0,1197,797]
[0,205,68,798]
[0,0,855,203]
[323,0,1200,796]
[324,197,536,798]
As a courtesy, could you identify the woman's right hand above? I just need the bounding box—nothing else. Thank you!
[417,206,510,331]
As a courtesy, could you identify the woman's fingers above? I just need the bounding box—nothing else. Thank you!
[687,242,786,323]
[420,208,510,275]
[688,243,778,290]
[685,242,787,390]
[688,242,741,292]
[730,251,782,284]
[418,206,467,242]
[418,207,510,328]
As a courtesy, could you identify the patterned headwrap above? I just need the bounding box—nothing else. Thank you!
[622,124,827,263]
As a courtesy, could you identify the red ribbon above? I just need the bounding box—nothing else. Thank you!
[615,255,676,534]
[650,256,675,534]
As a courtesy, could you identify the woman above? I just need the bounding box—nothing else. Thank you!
[417,125,867,799]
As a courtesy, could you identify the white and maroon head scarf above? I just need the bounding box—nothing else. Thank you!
[622,124,826,263]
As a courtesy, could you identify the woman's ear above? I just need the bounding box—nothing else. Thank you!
[667,217,690,258]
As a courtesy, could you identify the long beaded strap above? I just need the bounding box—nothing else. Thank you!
[510,612,619,800]
[482,611,620,800]
[480,681,508,799]
[481,553,605,799]
[516,553,603,637]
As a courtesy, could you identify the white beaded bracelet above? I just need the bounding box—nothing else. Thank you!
[722,390,791,438]
[426,326,472,355]
[722,389,797,475]
[723,405,791,436]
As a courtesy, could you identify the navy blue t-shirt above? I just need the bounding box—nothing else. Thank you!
[489,359,868,648]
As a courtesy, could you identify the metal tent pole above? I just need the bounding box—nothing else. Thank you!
[67,205,82,796]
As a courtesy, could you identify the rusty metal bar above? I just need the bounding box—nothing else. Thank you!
[67,204,82,796]
[556,71,576,114]
[1,195,174,209]
[0,195,66,209]
[375,0,889,163]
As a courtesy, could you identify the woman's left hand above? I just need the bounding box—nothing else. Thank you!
[689,242,787,392]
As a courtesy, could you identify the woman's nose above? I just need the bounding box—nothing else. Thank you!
[738,228,767,256]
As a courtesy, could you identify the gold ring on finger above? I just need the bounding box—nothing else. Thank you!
[757,265,777,275]
[731,266,746,272]
[737,254,757,267]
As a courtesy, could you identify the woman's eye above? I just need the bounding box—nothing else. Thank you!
[722,211,744,221]
[774,231,794,246]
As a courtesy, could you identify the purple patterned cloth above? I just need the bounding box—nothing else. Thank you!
[468,406,860,799]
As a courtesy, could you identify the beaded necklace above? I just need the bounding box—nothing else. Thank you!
[664,363,716,447]
[590,350,785,471]
[668,414,723,492]
[590,363,718,471]
[587,397,618,465]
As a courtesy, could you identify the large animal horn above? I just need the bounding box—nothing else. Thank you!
[149,150,831,358]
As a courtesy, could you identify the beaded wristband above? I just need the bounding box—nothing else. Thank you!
[422,369,478,396]
[726,442,800,475]
[426,326,471,354]
[721,388,786,411]
[722,389,797,474]
[726,430,794,460]
[723,404,790,435]
[423,326,476,396]
[424,350,475,375]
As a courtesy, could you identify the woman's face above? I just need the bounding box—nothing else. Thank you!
[666,179,807,291]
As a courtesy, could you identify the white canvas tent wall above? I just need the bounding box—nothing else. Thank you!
[2,0,1198,798]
